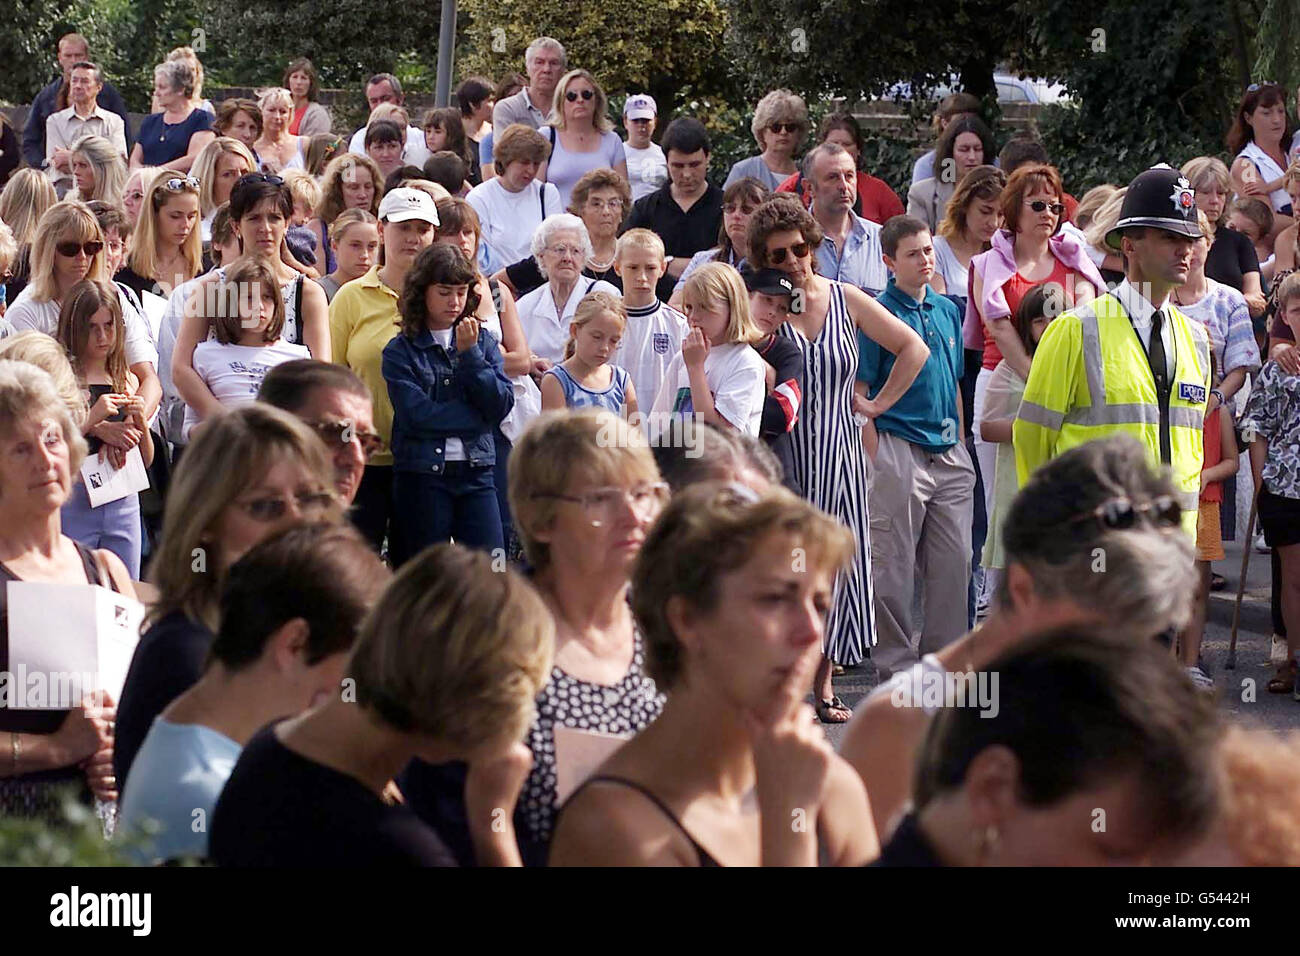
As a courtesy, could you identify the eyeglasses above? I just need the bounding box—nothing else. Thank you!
[305,419,385,458]
[235,489,336,522]
[55,240,104,258]
[768,122,802,134]
[533,482,670,527]
[767,240,810,264]
[1024,200,1066,216]
[586,199,624,211]
[1068,495,1182,532]
[160,176,200,192]
[546,244,584,259]
[565,89,595,102]
[234,173,284,189]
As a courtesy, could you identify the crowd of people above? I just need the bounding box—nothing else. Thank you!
[0,30,1299,868]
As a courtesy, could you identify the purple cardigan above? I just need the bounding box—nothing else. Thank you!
[963,229,1106,349]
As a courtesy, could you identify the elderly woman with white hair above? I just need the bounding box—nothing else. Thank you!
[723,89,809,191]
[129,59,214,173]
[253,88,306,175]
[68,136,128,206]
[513,213,619,371]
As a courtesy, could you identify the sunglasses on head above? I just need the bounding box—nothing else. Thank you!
[55,240,104,258]
[235,173,284,189]
[566,89,595,102]
[767,240,810,264]
[768,122,801,134]
[160,176,200,192]
[1068,495,1182,532]
[1025,199,1066,216]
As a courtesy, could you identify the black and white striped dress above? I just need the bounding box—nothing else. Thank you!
[777,281,875,665]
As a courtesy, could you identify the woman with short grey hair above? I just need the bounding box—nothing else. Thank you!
[723,89,809,191]
[514,214,617,369]
[841,434,1202,837]
[129,60,214,173]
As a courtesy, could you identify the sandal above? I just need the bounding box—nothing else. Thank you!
[815,695,852,724]
[1268,660,1297,694]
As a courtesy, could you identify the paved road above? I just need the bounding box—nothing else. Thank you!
[821,535,1296,750]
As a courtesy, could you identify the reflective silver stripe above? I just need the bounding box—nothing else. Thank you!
[1064,403,1205,429]
[1077,299,1105,413]
[1178,490,1200,512]
[1017,400,1065,430]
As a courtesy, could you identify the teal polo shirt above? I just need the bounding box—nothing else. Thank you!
[857,278,964,453]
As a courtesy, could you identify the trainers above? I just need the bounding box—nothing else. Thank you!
[1272,634,1289,666]
[1186,665,1215,691]
[1255,531,1271,554]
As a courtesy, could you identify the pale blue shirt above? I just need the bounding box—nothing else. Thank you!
[813,209,888,296]
[117,717,242,864]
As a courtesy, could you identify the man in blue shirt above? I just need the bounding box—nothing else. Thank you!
[22,32,132,168]
[808,143,888,296]
[858,215,975,676]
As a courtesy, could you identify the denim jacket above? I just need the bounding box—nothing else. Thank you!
[381,325,514,474]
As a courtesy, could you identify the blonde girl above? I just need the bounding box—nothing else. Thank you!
[541,290,636,418]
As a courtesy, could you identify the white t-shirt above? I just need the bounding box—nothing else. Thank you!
[613,299,688,410]
[649,341,766,437]
[428,326,465,461]
[624,142,669,201]
[7,285,159,368]
[184,338,310,437]
[348,125,431,168]
[515,277,621,365]
[465,177,561,275]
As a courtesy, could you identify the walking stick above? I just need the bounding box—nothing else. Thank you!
[1227,483,1261,671]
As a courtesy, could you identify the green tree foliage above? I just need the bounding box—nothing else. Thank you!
[0,1,104,104]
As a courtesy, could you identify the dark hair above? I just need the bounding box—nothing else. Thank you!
[938,165,1006,241]
[282,57,320,101]
[652,421,783,492]
[936,91,981,125]
[423,106,472,165]
[747,194,824,268]
[86,199,130,241]
[998,134,1049,176]
[716,177,770,261]
[210,202,235,253]
[913,628,1220,848]
[456,76,495,117]
[1227,83,1294,157]
[934,115,995,182]
[258,358,369,413]
[423,152,467,195]
[818,112,865,169]
[1230,196,1274,237]
[382,165,426,196]
[661,117,711,158]
[229,175,293,222]
[399,243,480,338]
[1013,283,1053,356]
[210,523,389,671]
[365,73,403,100]
[494,72,527,102]
[435,196,481,246]
[365,119,403,148]
[211,257,284,344]
[880,214,930,258]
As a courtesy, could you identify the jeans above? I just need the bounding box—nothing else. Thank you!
[393,462,503,565]
[61,479,142,579]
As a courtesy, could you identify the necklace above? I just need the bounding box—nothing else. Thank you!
[587,251,615,272]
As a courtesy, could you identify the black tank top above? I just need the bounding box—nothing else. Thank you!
[557,774,722,867]
[84,383,126,456]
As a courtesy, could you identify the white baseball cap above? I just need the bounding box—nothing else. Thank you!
[623,94,657,121]
[378,187,439,226]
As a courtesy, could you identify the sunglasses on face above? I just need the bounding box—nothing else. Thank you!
[306,419,385,458]
[768,122,801,134]
[1024,200,1066,216]
[566,89,595,102]
[55,240,104,258]
[767,240,810,264]
[235,489,335,522]
[1068,495,1182,532]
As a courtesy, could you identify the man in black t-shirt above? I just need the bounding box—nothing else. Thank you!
[624,118,724,302]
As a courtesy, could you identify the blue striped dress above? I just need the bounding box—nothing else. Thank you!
[777,281,875,664]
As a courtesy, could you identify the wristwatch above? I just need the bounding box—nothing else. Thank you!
[1210,388,1225,404]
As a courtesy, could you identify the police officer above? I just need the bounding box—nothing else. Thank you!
[1014,165,1211,538]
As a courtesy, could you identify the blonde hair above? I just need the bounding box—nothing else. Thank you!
[282,169,323,216]
[346,544,555,750]
[1084,187,1127,259]
[29,201,106,303]
[508,410,662,574]
[315,152,383,222]
[751,89,809,148]
[1073,184,1119,232]
[127,169,203,287]
[166,46,205,101]
[0,332,89,427]
[563,290,626,360]
[367,102,409,131]
[148,403,343,629]
[1211,726,1300,866]
[615,227,665,262]
[632,482,855,688]
[681,262,761,345]
[1195,209,1214,242]
[256,86,293,115]
[0,169,58,251]
[1180,156,1232,225]
[0,359,88,481]
[548,69,614,133]
[192,137,256,217]
[0,221,17,277]
[327,207,378,247]
[69,135,127,205]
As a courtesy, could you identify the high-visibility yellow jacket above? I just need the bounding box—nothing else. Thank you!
[1014,292,1210,537]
